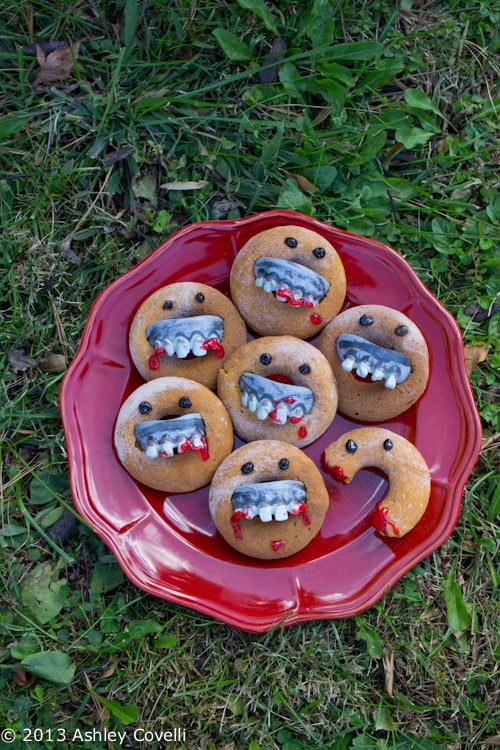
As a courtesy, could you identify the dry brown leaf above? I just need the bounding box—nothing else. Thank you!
[283,171,320,193]
[33,42,80,85]
[40,353,67,373]
[479,737,500,746]
[12,668,40,687]
[383,645,394,696]
[464,344,489,375]
[8,348,39,373]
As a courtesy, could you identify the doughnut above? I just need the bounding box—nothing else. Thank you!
[317,304,429,421]
[129,282,248,390]
[114,377,234,493]
[229,225,346,338]
[323,427,431,538]
[209,440,329,559]
[217,335,338,447]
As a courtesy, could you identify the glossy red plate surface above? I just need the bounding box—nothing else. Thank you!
[60,210,482,632]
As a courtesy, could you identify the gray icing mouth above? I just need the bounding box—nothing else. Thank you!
[239,372,314,424]
[336,334,411,389]
[146,315,224,359]
[134,414,208,459]
[231,480,307,522]
[254,257,329,308]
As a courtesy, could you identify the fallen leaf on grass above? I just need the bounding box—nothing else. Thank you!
[12,668,40,687]
[8,348,39,373]
[464,344,489,375]
[257,36,287,83]
[283,171,320,193]
[160,180,209,191]
[383,645,394,696]
[33,41,80,85]
[40,353,67,373]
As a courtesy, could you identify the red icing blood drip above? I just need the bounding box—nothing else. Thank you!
[310,313,322,325]
[298,426,308,438]
[201,337,225,358]
[177,435,209,461]
[295,502,311,526]
[328,465,349,483]
[372,505,399,537]
[231,511,245,540]
[276,285,304,307]
[149,347,164,370]
[271,540,285,552]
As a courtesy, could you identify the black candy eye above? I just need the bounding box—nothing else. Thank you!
[299,364,310,374]
[313,247,325,258]
[346,439,357,454]
[279,458,289,470]
[285,237,297,248]
[260,353,272,365]
[359,314,374,326]
[384,439,393,451]
[139,401,152,414]
[163,300,173,310]
[241,462,254,474]
[195,293,205,302]
[179,396,191,408]
[395,325,408,336]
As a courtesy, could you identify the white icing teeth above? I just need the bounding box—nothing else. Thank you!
[160,439,175,457]
[146,440,160,459]
[191,334,207,357]
[258,503,273,522]
[273,402,288,425]
[175,337,191,359]
[341,354,356,372]
[238,373,315,426]
[253,257,329,308]
[385,372,397,389]
[146,316,224,359]
[257,398,273,420]
[357,359,371,378]
[248,393,258,412]
[231,480,307,523]
[274,503,288,522]
[336,334,412,389]
[371,365,386,381]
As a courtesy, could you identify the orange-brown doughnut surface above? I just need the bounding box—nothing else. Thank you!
[209,440,329,559]
[217,336,338,447]
[318,304,429,421]
[129,282,247,390]
[323,427,431,538]
[230,225,346,338]
[114,377,233,493]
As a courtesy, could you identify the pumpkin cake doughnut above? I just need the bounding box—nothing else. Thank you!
[229,225,346,338]
[209,440,330,559]
[114,377,234,493]
[129,282,248,390]
[217,335,338,447]
[323,427,431,538]
[317,304,429,421]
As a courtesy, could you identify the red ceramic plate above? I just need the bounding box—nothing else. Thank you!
[60,210,482,632]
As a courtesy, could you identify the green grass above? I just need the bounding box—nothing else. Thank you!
[1,1,499,748]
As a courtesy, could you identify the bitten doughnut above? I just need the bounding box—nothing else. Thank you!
[129,282,248,390]
[317,304,429,421]
[114,377,233,493]
[217,336,338,447]
[209,441,329,559]
[230,225,346,338]
[323,427,431,538]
